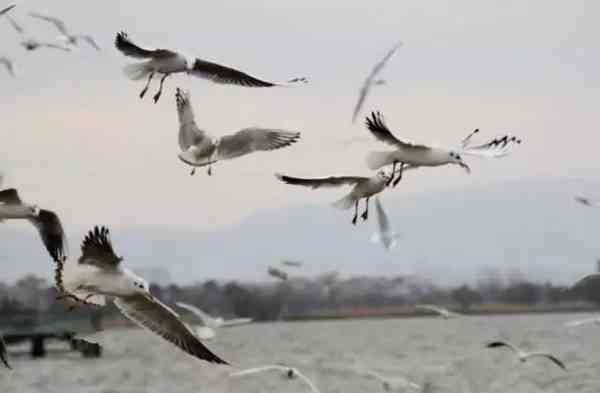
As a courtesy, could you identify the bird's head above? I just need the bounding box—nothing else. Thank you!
[175,88,194,124]
[448,151,470,173]
[377,170,391,182]
[29,204,40,216]
[286,368,296,379]
[131,277,150,294]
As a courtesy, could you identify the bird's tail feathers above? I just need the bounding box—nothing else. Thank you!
[123,62,152,81]
[366,151,393,170]
[332,194,356,210]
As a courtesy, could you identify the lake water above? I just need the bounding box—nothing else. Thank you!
[1,313,599,393]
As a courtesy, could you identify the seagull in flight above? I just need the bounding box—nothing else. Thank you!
[176,88,300,175]
[0,335,10,369]
[564,316,600,329]
[364,111,521,186]
[358,369,420,392]
[0,56,14,76]
[352,41,401,123]
[6,15,70,52]
[230,365,320,393]
[568,273,600,291]
[0,188,67,262]
[370,197,399,250]
[415,304,461,319]
[28,12,100,50]
[268,266,289,281]
[115,31,307,103]
[281,260,303,268]
[0,3,15,16]
[175,302,252,340]
[276,170,412,225]
[54,226,228,365]
[486,341,566,371]
[575,196,600,207]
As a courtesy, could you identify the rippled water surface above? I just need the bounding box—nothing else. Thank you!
[1,313,599,393]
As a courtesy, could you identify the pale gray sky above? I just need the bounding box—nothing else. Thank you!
[1,0,599,236]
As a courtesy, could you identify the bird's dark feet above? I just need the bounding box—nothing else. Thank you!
[392,176,403,187]
[153,91,162,103]
[139,88,148,99]
[207,166,212,176]
[190,168,196,176]
[352,215,358,225]
[361,211,368,221]
[386,176,394,187]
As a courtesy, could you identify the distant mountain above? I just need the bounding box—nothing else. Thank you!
[1,177,599,286]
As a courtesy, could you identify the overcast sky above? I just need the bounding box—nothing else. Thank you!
[1,0,598,236]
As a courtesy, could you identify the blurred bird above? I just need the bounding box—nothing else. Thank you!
[115,31,307,103]
[231,365,320,393]
[575,196,600,207]
[6,15,70,52]
[281,260,303,268]
[268,267,289,281]
[415,304,461,319]
[370,197,399,250]
[0,4,15,16]
[175,302,252,340]
[564,316,600,329]
[358,369,421,392]
[486,341,566,371]
[29,12,100,50]
[0,56,14,76]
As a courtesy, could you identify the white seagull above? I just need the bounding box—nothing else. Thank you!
[115,31,307,103]
[268,266,289,281]
[352,41,401,123]
[230,365,320,393]
[370,197,399,250]
[564,316,600,329]
[486,341,566,371]
[358,369,420,392]
[0,56,14,76]
[176,88,301,175]
[175,301,253,340]
[364,111,521,186]
[29,12,100,50]
[0,188,67,262]
[575,196,600,207]
[6,15,70,52]
[0,3,15,16]
[54,226,228,365]
[415,304,461,319]
[0,335,10,369]
[276,170,411,225]
[281,260,303,268]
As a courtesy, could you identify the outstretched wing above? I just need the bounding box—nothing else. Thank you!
[78,226,122,269]
[114,293,228,364]
[114,31,175,59]
[0,4,15,17]
[78,35,100,50]
[217,128,300,161]
[39,42,71,52]
[485,341,520,354]
[365,112,430,150]
[564,318,600,328]
[0,57,14,76]
[175,89,210,151]
[527,353,566,371]
[28,12,69,35]
[462,134,521,158]
[374,197,391,234]
[6,15,23,34]
[190,58,307,87]
[295,370,321,393]
[0,188,21,204]
[230,365,289,377]
[174,302,214,327]
[29,209,68,263]
[221,318,253,327]
[275,174,366,189]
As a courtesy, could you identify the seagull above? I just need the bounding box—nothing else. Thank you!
[575,196,600,207]
[415,304,461,319]
[115,31,307,103]
[0,188,67,262]
[175,302,252,340]
[0,4,15,16]
[275,170,412,225]
[364,111,521,186]
[230,365,320,393]
[176,88,301,175]
[370,197,399,250]
[54,226,228,365]
[352,41,401,123]
[268,266,289,281]
[0,335,10,369]
[358,369,420,392]
[6,15,70,52]
[486,341,566,371]
[564,316,600,329]
[28,12,100,50]
[0,56,14,76]
[281,260,303,268]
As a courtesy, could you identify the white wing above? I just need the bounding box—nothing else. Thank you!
[295,370,321,393]
[415,304,448,316]
[174,301,215,328]
[461,134,521,158]
[565,318,600,328]
[115,294,227,364]
[175,88,211,151]
[524,352,566,370]
[216,128,300,161]
[221,318,253,327]
[230,365,290,377]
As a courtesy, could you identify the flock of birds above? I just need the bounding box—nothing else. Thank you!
[1,2,600,392]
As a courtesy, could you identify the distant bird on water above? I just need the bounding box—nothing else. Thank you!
[115,31,307,103]
[486,341,566,371]
[29,12,100,50]
[175,88,300,175]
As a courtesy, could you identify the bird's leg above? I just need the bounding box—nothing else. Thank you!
[361,197,370,220]
[140,72,154,99]
[190,168,196,176]
[153,73,169,103]
[392,162,405,187]
[351,200,358,225]
[387,161,397,186]
[207,164,212,176]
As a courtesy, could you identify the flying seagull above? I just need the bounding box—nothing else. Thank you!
[175,302,252,340]
[29,12,100,50]
[176,88,301,175]
[281,260,303,268]
[54,226,228,365]
[0,56,14,76]
[352,41,401,123]
[6,15,70,52]
[575,196,600,207]
[268,266,289,281]
[569,273,600,291]
[276,170,412,225]
[564,317,600,329]
[0,335,10,369]
[230,365,320,393]
[0,188,67,262]
[365,111,521,186]
[370,197,399,250]
[115,31,307,103]
[0,4,15,16]
[358,369,420,392]
[415,304,461,319]
[486,341,566,371]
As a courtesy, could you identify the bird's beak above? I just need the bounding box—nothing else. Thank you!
[459,161,471,173]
